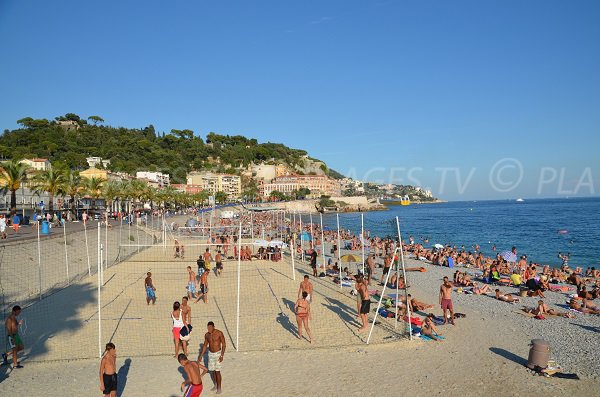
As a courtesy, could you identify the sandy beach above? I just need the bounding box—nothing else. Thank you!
[1,240,598,396]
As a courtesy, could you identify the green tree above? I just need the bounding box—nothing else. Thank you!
[215,191,228,204]
[0,159,30,210]
[87,115,105,125]
[63,170,83,216]
[31,167,67,214]
[83,177,105,209]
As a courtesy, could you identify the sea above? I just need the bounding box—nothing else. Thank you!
[313,197,600,269]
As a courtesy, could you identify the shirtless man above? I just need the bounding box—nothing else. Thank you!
[215,251,223,277]
[472,283,490,295]
[366,254,375,285]
[181,297,192,356]
[187,266,197,300]
[199,321,226,394]
[2,305,24,368]
[495,289,519,303]
[145,272,156,305]
[298,275,314,304]
[439,277,455,325]
[195,270,209,304]
[203,248,213,270]
[356,274,370,332]
[407,294,434,312]
[178,353,208,397]
[525,300,575,318]
[99,343,117,397]
[380,255,392,285]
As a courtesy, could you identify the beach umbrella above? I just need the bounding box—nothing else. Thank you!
[253,239,268,246]
[501,251,517,262]
[340,254,360,263]
[434,244,444,249]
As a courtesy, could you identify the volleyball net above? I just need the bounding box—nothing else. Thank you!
[0,208,414,363]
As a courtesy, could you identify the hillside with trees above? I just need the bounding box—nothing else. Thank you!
[0,113,343,183]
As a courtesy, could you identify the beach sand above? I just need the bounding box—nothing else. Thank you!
[1,236,598,396]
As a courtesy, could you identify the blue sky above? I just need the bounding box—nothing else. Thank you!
[1,0,599,200]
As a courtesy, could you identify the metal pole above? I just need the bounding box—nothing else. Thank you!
[63,219,69,285]
[366,247,397,345]
[361,213,365,275]
[320,213,326,271]
[97,222,102,358]
[99,222,104,286]
[309,213,313,249]
[337,213,342,289]
[37,222,42,300]
[299,215,304,262]
[396,217,412,339]
[250,211,253,239]
[105,215,108,268]
[236,221,242,351]
[85,221,91,276]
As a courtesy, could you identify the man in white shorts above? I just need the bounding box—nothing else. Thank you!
[199,321,225,394]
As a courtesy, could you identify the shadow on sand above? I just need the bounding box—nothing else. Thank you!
[489,347,528,367]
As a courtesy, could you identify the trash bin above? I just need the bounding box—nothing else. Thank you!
[41,221,50,235]
[527,339,551,369]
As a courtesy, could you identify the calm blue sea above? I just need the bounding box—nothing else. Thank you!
[315,197,600,268]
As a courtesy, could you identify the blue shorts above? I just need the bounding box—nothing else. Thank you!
[187,282,196,293]
[146,286,155,299]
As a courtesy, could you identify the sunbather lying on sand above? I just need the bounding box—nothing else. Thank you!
[569,299,600,314]
[495,289,519,303]
[524,300,575,318]
[472,284,490,295]
[407,294,434,312]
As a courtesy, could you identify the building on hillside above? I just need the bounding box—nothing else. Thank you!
[136,171,170,188]
[186,172,241,198]
[265,175,341,198]
[57,120,79,131]
[80,168,133,182]
[86,157,111,168]
[20,158,51,172]
[172,184,204,194]
[259,180,299,197]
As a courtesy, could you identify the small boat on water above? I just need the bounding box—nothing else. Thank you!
[516,198,525,203]
[380,195,411,206]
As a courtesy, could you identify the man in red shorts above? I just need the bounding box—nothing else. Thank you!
[439,276,455,325]
[178,353,208,396]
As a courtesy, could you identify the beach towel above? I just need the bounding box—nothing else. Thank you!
[550,285,572,292]
[402,315,422,326]
[419,334,445,341]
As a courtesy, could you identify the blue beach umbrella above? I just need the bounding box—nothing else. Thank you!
[501,251,517,262]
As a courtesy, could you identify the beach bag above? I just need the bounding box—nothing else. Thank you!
[179,324,193,341]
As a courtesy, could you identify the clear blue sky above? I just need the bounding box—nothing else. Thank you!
[1,0,599,200]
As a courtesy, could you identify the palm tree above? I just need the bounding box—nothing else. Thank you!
[31,167,66,214]
[83,177,105,209]
[0,159,30,211]
[63,170,83,217]
[102,180,121,214]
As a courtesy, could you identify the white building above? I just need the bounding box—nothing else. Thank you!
[20,158,51,172]
[136,171,170,188]
[86,157,111,168]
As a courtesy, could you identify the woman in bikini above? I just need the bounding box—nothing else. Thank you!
[294,291,313,343]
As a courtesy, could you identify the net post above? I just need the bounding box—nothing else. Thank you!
[97,221,103,358]
[396,216,412,340]
[361,213,365,274]
[63,218,69,285]
[320,213,326,271]
[337,213,342,289]
[85,220,91,276]
[366,247,397,344]
[236,220,242,351]
[37,221,42,301]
